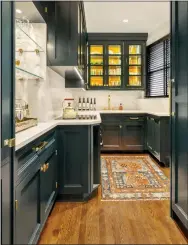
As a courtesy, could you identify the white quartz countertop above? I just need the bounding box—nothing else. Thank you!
[99,110,170,117]
[16,110,169,151]
[16,118,101,151]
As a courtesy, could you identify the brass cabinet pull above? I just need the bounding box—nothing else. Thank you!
[129,117,139,120]
[46,163,49,170]
[41,164,46,172]
[119,125,122,128]
[33,141,48,152]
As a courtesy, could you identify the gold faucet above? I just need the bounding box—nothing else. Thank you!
[108,94,111,110]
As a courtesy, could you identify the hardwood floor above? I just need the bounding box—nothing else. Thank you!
[39,156,187,244]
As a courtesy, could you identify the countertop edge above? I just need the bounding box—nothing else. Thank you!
[16,119,101,151]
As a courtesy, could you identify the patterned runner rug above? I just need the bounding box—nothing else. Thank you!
[101,155,170,201]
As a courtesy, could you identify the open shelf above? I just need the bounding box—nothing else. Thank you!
[16,67,44,80]
[16,24,44,52]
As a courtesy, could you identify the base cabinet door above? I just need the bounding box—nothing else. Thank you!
[101,123,122,150]
[122,121,145,151]
[14,170,40,244]
[146,117,160,160]
[40,152,57,223]
[58,127,90,195]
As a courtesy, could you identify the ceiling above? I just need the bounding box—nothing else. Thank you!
[15,2,45,23]
[84,2,170,33]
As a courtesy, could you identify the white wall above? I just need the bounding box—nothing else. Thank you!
[137,97,169,113]
[147,21,170,46]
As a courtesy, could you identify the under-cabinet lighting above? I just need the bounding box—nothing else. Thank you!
[123,19,128,23]
[74,67,84,82]
[16,9,22,14]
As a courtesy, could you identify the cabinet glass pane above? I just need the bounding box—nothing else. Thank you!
[129,45,141,54]
[128,76,141,86]
[90,56,103,65]
[129,55,141,65]
[108,76,121,87]
[129,66,141,75]
[90,66,103,76]
[109,56,121,65]
[90,45,103,55]
[108,45,121,55]
[109,66,121,75]
[90,76,103,87]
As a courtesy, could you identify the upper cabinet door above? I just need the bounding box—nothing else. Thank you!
[125,41,145,89]
[88,44,105,88]
[105,43,123,89]
[171,1,188,231]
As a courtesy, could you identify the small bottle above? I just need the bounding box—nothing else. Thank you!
[93,98,96,111]
[82,98,85,111]
[119,103,123,110]
[90,98,93,111]
[78,97,82,111]
[86,98,90,111]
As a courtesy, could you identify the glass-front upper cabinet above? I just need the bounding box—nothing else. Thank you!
[126,42,145,89]
[106,44,122,88]
[88,45,104,87]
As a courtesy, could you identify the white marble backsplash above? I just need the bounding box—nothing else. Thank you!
[71,90,144,110]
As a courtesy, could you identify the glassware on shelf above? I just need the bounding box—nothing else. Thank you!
[90,56,103,65]
[109,56,121,65]
[15,18,44,52]
[129,66,141,75]
[129,55,141,65]
[90,45,103,55]
[129,45,141,55]
[90,76,103,86]
[90,66,103,76]
[108,45,121,55]
[128,76,141,86]
[108,76,121,87]
[16,67,43,80]
[109,66,121,75]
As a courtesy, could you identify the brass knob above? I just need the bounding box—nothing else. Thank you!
[119,125,122,129]
[46,163,49,170]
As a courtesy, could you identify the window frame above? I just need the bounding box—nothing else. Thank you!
[146,35,170,98]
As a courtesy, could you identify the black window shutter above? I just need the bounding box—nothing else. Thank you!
[147,36,170,97]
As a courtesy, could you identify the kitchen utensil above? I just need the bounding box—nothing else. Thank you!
[62,98,77,119]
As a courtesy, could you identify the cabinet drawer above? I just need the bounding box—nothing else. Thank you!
[101,114,122,122]
[38,138,56,164]
[123,116,145,122]
[16,150,40,183]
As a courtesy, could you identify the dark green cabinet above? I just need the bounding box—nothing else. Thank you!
[58,125,101,197]
[58,127,90,195]
[146,117,160,159]
[1,2,15,244]
[146,116,169,166]
[122,118,145,151]
[40,152,58,223]
[87,34,147,90]
[14,169,41,244]
[35,1,87,78]
[101,122,122,150]
[171,1,188,231]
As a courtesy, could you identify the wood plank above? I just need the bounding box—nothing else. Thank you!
[39,155,187,244]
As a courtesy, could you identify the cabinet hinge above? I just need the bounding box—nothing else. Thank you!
[15,200,18,211]
[44,7,48,13]
[4,138,15,147]
[56,182,58,189]
[55,150,58,155]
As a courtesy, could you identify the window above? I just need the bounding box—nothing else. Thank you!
[146,36,170,97]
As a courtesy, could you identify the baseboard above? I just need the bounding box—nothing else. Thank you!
[172,210,188,241]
